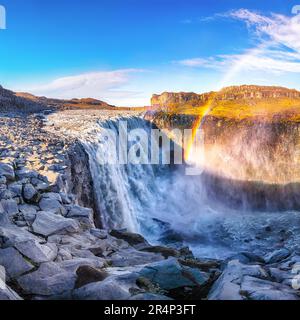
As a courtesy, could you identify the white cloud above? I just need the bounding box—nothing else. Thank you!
[229,9,300,51]
[176,9,300,75]
[19,69,145,106]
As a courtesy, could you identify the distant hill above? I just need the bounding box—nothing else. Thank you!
[15,91,116,110]
[0,84,145,113]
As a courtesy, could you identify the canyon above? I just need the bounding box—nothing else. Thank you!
[0,85,300,300]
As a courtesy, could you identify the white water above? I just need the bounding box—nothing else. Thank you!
[82,117,300,259]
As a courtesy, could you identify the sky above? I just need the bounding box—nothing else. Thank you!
[0,0,300,106]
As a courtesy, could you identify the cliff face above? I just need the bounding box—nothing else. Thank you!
[148,85,300,211]
[151,85,300,109]
[151,91,213,108]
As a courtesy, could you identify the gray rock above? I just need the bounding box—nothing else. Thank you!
[0,176,7,184]
[265,248,291,264]
[8,183,23,197]
[110,248,164,267]
[110,229,150,248]
[35,182,50,192]
[66,205,93,221]
[1,199,18,216]
[0,209,9,225]
[15,168,38,180]
[42,192,62,203]
[0,224,38,247]
[58,257,105,273]
[0,163,15,181]
[19,204,37,224]
[269,267,297,287]
[32,211,80,237]
[228,252,265,265]
[208,260,268,300]
[90,228,108,240]
[241,275,299,300]
[15,239,57,264]
[17,262,76,297]
[0,247,34,279]
[60,192,72,204]
[0,285,23,300]
[39,198,63,215]
[73,273,138,300]
[23,184,39,202]
[139,258,209,291]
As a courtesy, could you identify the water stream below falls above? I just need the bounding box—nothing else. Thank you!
[82,116,300,260]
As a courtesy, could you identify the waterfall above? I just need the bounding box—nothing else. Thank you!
[80,115,300,260]
[81,116,173,233]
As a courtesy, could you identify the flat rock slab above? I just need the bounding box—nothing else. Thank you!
[32,211,80,237]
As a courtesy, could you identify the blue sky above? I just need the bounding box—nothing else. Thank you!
[0,0,300,105]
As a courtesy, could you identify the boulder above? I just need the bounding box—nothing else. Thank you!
[90,228,108,240]
[140,246,180,259]
[1,199,18,216]
[66,205,94,226]
[0,224,38,247]
[15,168,38,180]
[139,258,209,291]
[0,285,23,300]
[208,260,268,300]
[72,273,138,300]
[110,248,164,267]
[269,268,295,286]
[265,248,291,264]
[58,257,106,273]
[0,247,34,279]
[0,176,7,184]
[32,211,80,237]
[8,183,22,197]
[110,229,149,248]
[15,239,57,264]
[0,163,15,181]
[240,275,299,300]
[39,198,63,215]
[17,262,76,297]
[23,184,39,202]
[75,266,108,289]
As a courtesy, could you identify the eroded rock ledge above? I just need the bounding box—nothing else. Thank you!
[0,111,299,300]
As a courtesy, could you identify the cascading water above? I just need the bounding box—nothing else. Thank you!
[81,116,300,260]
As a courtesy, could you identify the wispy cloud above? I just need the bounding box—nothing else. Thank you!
[18,69,145,105]
[177,9,300,75]
[180,14,221,25]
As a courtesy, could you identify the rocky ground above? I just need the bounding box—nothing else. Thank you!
[0,110,300,300]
